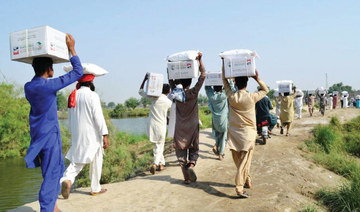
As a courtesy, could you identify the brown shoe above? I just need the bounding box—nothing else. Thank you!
[90,188,107,196]
[61,180,71,199]
[187,167,197,182]
[150,164,157,175]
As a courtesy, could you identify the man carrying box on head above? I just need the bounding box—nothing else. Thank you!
[279,87,297,136]
[60,69,109,199]
[307,92,315,117]
[205,84,228,161]
[139,73,172,174]
[24,34,83,212]
[169,52,206,184]
[221,58,269,198]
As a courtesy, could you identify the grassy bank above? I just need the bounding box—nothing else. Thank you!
[301,116,360,211]
[108,107,150,118]
[199,105,212,129]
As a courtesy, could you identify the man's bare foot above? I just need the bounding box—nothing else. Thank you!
[54,202,60,212]
[218,154,223,160]
[159,164,165,171]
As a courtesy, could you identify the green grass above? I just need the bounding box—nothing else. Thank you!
[199,105,212,129]
[298,205,319,212]
[303,115,360,211]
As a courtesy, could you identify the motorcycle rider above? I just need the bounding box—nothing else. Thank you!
[255,88,277,135]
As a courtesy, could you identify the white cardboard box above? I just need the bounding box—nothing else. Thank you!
[277,80,293,94]
[167,60,199,80]
[223,56,256,78]
[10,26,70,64]
[205,72,223,86]
[145,73,164,97]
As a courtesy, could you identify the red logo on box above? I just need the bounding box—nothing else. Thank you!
[13,47,19,55]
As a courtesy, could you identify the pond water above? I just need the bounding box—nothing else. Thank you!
[60,117,149,135]
[0,158,42,211]
[1,117,148,210]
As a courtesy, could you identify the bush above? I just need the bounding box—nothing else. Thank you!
[316,178,360,212]
[0,83,31,158]
[312,125,342,154]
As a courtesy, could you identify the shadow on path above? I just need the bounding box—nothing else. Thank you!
[145,175,239,199]
[8,206,35,212]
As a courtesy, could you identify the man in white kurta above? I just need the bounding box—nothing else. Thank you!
[139,74,172,174]
[328,94,333,111]
[294,91,303,119]
[60,74,109,199]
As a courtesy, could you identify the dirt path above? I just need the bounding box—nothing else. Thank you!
[12,108,360,212]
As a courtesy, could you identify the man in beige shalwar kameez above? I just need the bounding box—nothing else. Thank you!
[279,89,297,136]
[222,60,269,198]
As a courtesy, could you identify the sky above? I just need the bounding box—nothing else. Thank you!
[0,0,359,104]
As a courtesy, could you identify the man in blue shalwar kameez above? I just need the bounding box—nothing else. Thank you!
[205,85,229,160]
[24,34,83,212]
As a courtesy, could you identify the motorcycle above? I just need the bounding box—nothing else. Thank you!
[257,119,271,145]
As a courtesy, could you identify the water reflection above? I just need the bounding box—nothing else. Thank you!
[0,158,42,211]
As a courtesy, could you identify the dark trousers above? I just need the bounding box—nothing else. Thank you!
[175,148,199,167]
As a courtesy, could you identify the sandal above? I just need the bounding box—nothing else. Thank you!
[212,146,219,156]
[90,188,107,196]
[150,164,157,175]
[184,179,191,184]
[237,191,250,198]
[187,167,197,182]
[244,180,252,189]
[61,180,71,199]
